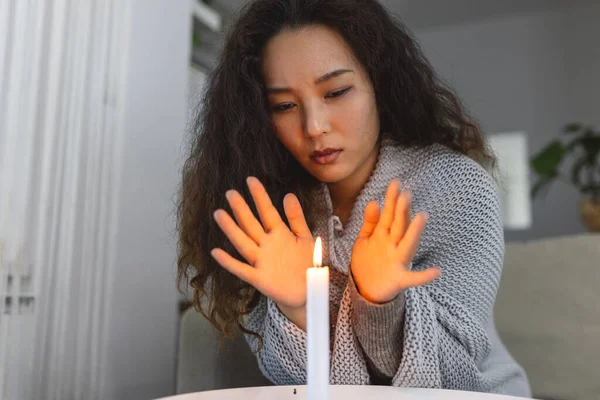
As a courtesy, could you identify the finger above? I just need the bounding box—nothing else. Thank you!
[357,200,380,239]
[226,190,266,244]
[397,211,428,266]
[247,177,283,231]
[283,193,312,238]
[376,179,400,234]
[390,190,411,244]
[210,248,259,286]
[399,267,441,290]
[213,209,259,264]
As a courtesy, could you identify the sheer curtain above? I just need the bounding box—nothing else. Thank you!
[0,1,131,398]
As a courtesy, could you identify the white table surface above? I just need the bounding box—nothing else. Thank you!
[157,385,528,400]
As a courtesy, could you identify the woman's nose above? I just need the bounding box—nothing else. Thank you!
[303,103,331,138]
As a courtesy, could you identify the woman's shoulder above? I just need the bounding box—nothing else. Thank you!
[389,142,498,197]
[389,142,504,245]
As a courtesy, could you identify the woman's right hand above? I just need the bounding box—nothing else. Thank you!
[210,177,314,325]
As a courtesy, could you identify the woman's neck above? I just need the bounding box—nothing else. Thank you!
[327,141,380,225]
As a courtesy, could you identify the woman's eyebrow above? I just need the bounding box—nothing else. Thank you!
[266,68,354,94]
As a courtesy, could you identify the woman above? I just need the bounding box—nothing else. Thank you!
[177,0,531,396]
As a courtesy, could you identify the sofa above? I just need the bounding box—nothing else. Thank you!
[176,233,600,399]
[494,233,599,400]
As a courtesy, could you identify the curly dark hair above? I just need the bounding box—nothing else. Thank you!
[177,0,495,342]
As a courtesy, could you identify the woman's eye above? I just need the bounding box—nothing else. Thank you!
[271,88,351,112]
[326,87,351,99]
[272,103,295,113]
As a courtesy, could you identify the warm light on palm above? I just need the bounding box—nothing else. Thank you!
[351,179,440,304]
[210,177,314,310]
[251,224,314,308]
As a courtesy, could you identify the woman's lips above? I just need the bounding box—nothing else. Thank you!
[310,149,342,165]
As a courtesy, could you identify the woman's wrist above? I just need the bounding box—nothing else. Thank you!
[352,271,402,304]
[357,284,399,304]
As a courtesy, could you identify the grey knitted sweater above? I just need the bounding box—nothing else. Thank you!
[243,140,531,397]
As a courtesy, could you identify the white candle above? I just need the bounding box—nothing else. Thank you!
[307,237,329,400]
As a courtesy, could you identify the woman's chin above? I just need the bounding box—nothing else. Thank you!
[307,166,349,184]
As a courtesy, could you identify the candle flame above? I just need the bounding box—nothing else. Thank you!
[313,237,322,268]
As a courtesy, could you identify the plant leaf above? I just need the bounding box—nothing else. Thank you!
[563,122,583,134]
[531,174,556,199]
[531,140,566,176]
[581,184,600,195]
[566,136,584,151]
[192,32,201,48]
[581,136,600,158]
[571,157,589,189]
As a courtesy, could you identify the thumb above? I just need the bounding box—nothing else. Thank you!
[398,267,441,290]
[357,201,380,239]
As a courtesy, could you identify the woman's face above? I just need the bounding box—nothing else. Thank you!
[261,24,380,184]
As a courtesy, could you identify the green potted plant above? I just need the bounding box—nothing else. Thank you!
[530,123,600,232]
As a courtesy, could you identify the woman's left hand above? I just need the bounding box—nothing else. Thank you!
[350,179,441,304]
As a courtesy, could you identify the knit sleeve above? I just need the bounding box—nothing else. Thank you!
[242,296,308,384]
[348,270,405,382]
[391,157,524,394]
[243,285,372,386]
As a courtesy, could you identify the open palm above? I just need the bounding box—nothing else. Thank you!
[351,179,440,303]
[210,177,314,310]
